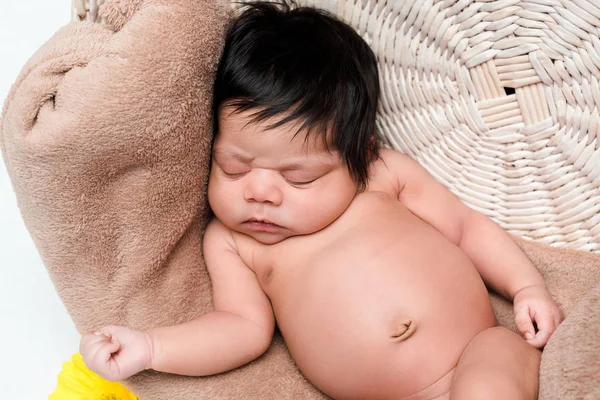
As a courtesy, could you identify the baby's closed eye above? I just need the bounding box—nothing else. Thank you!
[282,167,330,186]
[217,161,250,178]
[223,169,250,178]
[283,173,319,186]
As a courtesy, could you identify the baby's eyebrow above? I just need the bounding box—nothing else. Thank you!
[279,161,307,171]
[213,147,334,171]
[279,159,334,172]
[213,148,253,163]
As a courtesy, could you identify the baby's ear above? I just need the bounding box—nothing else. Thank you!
[368,135,378,160]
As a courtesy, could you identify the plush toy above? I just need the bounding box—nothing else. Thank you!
[2,0,599,399]
[50,353,137,400]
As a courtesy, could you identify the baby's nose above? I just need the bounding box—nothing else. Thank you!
[244,172,283,205]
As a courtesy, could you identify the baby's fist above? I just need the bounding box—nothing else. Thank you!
[80,325,153,381]
[513,285,563,349]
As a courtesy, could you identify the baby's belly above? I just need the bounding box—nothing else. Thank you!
[266,194,496,399]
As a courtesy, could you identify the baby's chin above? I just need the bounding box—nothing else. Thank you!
[236,219,338,244]
[235,222,321,245]
[239,229,294,245]
[219,217,331,244]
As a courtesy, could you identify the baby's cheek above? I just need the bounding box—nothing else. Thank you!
[208,181,231,212]
[207,180,219,210]
[301,193,340,228]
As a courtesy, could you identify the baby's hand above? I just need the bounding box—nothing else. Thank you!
[79,325,153,381]
[513,285,563,348]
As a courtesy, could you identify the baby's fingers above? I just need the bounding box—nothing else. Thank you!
[514,305,535,340]
[80,332,109,356]
[85,338,121,375]
[98,340,121,362]
[527,328,551,349]
[527,313,556,349]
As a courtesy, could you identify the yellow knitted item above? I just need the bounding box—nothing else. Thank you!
[49,353,137,400]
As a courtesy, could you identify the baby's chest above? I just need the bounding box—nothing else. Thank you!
[235,234,324,292]
[236,190,454,294]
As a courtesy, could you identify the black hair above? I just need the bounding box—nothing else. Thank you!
[213,0,380,190]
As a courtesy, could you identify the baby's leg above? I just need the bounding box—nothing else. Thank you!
[450,326,541,400]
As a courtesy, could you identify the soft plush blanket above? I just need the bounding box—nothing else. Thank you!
[1,0,599,398]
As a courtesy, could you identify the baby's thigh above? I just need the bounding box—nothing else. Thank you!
[450,326,541,400]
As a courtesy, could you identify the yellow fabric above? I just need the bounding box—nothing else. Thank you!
[49,353,137,400]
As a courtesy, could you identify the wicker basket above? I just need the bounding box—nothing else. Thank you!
[73,0,600,252]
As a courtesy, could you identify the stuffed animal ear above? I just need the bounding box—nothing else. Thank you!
[98,0,144,31]
[2,0,148,134]
[72,0,147,30]
[0,22,109,143]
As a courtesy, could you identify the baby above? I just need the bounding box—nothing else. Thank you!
[81,2,563,399]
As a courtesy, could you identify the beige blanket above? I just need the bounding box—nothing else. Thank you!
[1,0,599,398]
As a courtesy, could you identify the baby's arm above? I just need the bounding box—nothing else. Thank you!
[81,218,274,380]
[147,218,275,375]
[381,149,562,347]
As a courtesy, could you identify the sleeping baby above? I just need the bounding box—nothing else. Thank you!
[80,2,563,399]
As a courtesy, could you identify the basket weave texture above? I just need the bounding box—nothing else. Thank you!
[73,0,600,252]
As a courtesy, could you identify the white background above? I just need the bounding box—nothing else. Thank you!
[0,1,81,398]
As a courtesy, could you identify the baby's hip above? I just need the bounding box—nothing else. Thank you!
[284,312,496,399]
[289,336,459,400]
[401,368,454,400]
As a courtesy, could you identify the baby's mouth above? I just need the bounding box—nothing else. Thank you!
[245,218,283,231]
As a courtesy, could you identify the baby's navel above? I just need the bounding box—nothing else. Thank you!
[389,318,417,341]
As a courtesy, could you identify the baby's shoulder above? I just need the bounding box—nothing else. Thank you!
[204,218,237,251]
[205,218,267,263]
[205,218,248,247]
[374,148,415,169]
[369,148,428,186]
[367,148,412,194]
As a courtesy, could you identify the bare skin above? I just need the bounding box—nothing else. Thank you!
[81,107,561,399]
[229,187,497,399]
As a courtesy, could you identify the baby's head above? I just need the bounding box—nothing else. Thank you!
[208,0,380,243]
